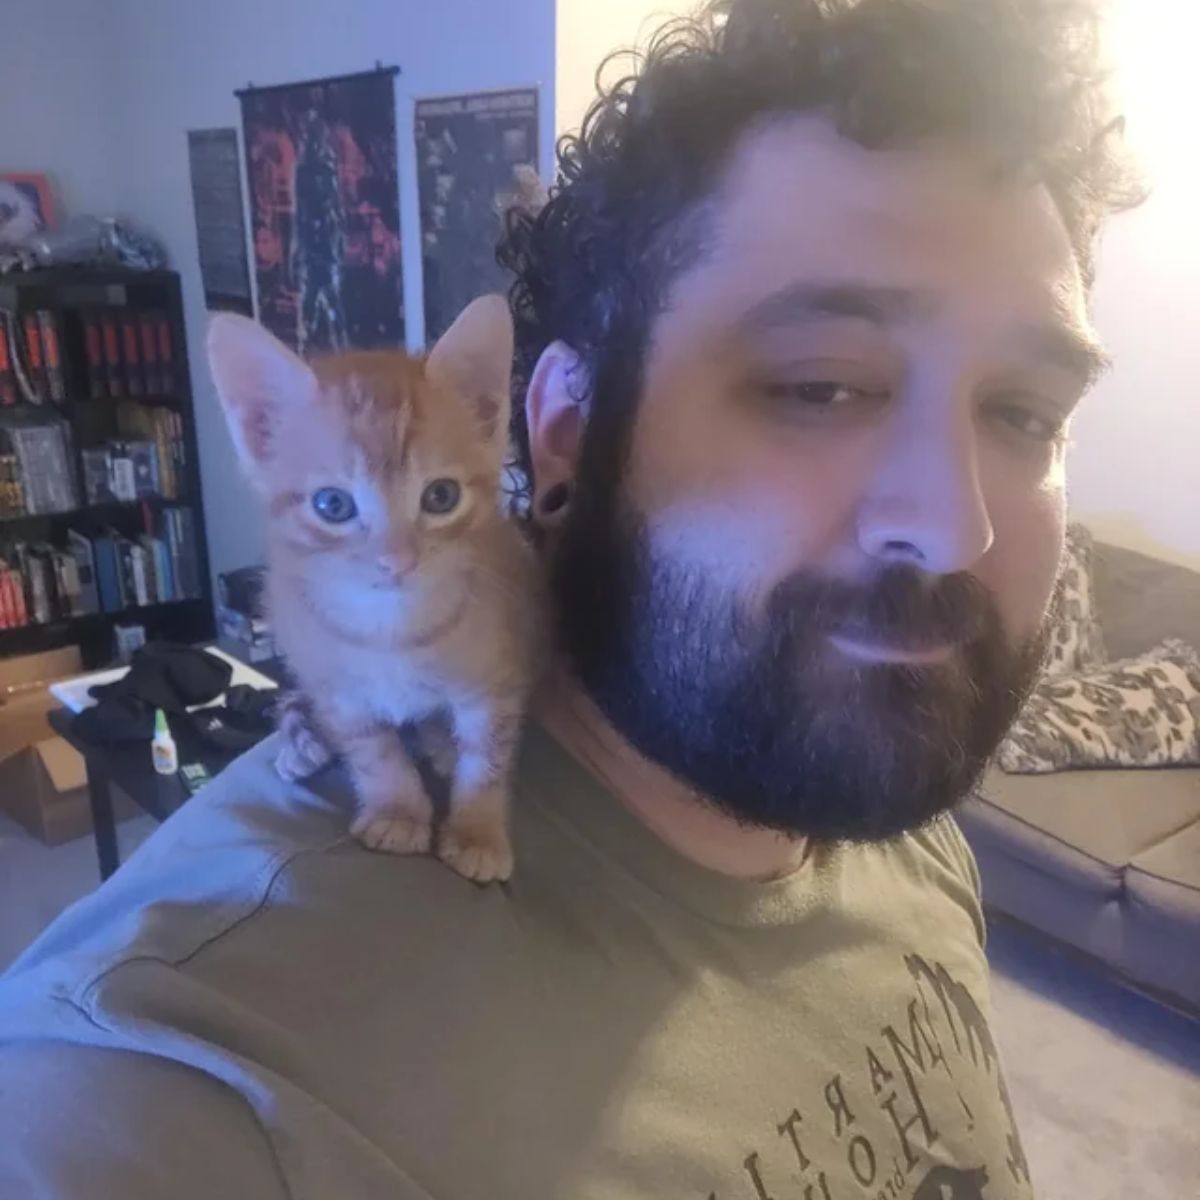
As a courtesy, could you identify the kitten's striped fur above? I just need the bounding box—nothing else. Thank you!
[208,297,540,882]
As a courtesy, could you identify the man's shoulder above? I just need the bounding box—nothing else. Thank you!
[889,811,986,945]
[0,731,565,1022]
[1,737,352,993]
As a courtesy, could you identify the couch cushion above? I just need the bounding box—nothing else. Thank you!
[996,640,1200,774]
[966,765,1200,871]
[957,770,1200,995]
[1093,541,1200,661]
[1121,820,1200,1009]
[957,791,1129,965]
[1044,523,1107,675]
[1126,818,1200,913]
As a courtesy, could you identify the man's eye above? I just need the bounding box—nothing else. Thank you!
[989,401,1066,443]
[760,382,882,408]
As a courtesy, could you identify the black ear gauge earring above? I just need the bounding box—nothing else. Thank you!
[537,481,572,522]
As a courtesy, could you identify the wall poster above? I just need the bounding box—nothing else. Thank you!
[415,87,540,341]
[186,128,253,316]
[238,66,403,354]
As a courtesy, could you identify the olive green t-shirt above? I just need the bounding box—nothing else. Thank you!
[0,726,1033,1199]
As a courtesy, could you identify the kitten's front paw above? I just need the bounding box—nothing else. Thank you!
[276,734,333,782]
[438,820,514,885]
[274,697,333,781]
[351,811,434,856]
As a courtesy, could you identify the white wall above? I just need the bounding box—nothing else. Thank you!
[1,0,121,218]
[556,1,688,138]
[1065,0,1200,569]
[99,0,555,585]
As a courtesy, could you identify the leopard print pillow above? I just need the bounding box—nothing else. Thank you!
[997,639,1200,774]
[1043,523,1107,677]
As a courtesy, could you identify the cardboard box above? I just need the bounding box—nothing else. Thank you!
[0,647,139,845]
[0,646,81,765]
[0,736,87,844]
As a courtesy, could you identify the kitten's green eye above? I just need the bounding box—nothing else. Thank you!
[421,478,461,515]
[312,487,357,524]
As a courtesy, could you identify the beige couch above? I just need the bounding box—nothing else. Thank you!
[957,541,1200,1014]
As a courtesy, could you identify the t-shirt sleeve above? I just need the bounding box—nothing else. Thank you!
[941,813,987,949]
[0,1040,288,1199]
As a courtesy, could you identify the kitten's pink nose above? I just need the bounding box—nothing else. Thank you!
[377,549,417,581]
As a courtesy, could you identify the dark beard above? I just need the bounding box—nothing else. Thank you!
[551,486,1048,844]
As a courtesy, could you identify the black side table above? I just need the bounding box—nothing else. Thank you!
[49,708,218,880]
[47,653,284,881]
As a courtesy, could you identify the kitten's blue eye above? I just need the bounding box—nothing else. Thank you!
[312,487,357,524]
[421,478,461,515]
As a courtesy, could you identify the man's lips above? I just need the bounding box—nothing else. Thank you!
[828,632,959,665]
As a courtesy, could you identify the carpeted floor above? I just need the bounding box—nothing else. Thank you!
[985,918,1200,1199]
[0,813,1196,1195]
[0,808,156,971]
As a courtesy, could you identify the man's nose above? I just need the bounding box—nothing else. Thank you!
[856,395,994,575]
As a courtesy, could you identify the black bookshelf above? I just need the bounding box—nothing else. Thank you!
[0,268,214,669]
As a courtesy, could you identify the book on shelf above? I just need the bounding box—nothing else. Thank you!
[0,453,25,518]
[120,313,144,397]
[0,558,29,629]
[130,541,152,605]
[80,446,114,505]
[36,311,66,403]
[139,312,162,395]
[143,534,173,604]
[3,304,177,408]
[81,305,174,399]
[156,311,176,394]
[110,452,137,504]
[0,312,42,406]
[0,320,16,407]
[20,314,45,403]
[67,528,98,615]
[100,310,122,398]
[91,532,123,612]
[79,424,183,507]
[169,505,200,598]
[116,536,137,607]
[0,504,199,630]
[0,311,64,407]
[82,309,105,398]
[0,420,79,516]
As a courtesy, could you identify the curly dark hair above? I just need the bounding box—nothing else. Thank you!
[498,0,1143,502]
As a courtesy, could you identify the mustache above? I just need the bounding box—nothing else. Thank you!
[766,565,995,650]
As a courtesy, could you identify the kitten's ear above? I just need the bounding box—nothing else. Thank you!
[425,294,513,457]
[206,314,316,474]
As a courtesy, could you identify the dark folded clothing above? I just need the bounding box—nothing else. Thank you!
[75,643,235,745]
[185,685,278,753]
[88,642,232,713]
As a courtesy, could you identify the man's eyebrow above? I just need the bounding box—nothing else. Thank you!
[1016,321,1112,388]
[735,282,936,334]
[735,280,1112,386]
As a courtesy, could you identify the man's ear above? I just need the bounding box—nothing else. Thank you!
[425,294,513,460]
[525,340,586,513]
[206,314,317,477]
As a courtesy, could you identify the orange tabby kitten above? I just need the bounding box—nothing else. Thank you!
[206,297,539,883]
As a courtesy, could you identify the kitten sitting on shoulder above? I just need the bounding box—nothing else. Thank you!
[206,297,541,884]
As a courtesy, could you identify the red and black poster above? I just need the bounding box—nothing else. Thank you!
[238,66,404,355]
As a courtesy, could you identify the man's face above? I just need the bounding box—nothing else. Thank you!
[549,115,1104,842]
